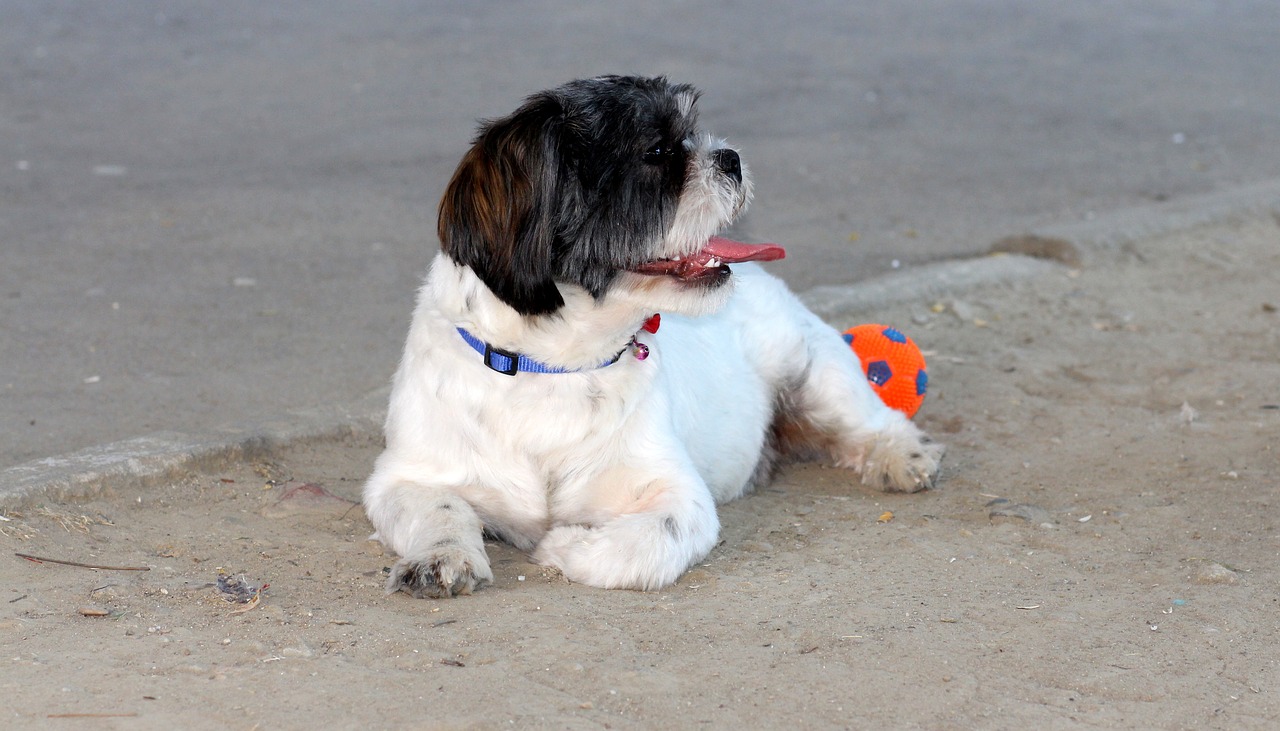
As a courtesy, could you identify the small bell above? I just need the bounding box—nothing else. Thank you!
[631,338,650,361]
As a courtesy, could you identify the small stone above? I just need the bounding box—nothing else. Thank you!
[1191,563,1240,585]
[282,643,314,658]
[987,499,1052,524]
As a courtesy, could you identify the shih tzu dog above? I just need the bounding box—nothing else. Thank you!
[363,75,942,598]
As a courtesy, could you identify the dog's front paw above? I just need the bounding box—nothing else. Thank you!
[860,430,945,493]
[385,544,494,599]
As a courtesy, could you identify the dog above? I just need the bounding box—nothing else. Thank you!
[363,75,943,598]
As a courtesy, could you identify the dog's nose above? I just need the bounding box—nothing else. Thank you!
[713,149,742,184]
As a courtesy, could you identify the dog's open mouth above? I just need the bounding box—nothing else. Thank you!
[630,237,786,281]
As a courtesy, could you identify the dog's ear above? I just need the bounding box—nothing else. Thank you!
[438,97,568,316]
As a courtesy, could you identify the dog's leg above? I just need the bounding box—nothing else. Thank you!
[532,468,720,591]
[364,476,494,599]
[790,321,944,492]
[725,267,942,493]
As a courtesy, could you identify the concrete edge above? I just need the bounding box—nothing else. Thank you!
[1035,176,1280,257]
[6,177,1280,508]
[800,254,1058,321]
[0,388,388,508]
[804,176,1280,320]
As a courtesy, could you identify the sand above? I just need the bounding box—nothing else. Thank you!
[3,217,1278,730]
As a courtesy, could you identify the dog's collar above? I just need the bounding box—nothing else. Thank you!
[455,313,659,377]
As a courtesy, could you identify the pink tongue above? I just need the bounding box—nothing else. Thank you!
[703,236,786,263]
[631,237,786,278]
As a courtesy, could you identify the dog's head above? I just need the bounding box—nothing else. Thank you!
[438,75,779,317]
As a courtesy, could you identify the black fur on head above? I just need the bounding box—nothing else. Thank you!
[437,75,700,316]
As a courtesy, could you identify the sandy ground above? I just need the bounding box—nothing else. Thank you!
[2,218,1278,730]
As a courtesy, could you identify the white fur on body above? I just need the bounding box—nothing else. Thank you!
[363,256,940,594]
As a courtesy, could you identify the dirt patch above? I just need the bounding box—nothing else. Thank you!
[3,219,1278,729]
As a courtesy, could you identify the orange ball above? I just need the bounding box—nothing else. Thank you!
[842,324,928,418]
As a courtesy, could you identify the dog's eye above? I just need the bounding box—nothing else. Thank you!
[643,143,669,165]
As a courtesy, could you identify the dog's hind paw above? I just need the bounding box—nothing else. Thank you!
[385,544,493,599]
[533,518,706,591]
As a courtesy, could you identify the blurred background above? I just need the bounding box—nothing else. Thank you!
[4,0,1279,464]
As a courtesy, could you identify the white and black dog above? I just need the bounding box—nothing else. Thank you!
[364,76,942,598]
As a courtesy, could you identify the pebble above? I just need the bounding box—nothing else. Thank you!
[282,643,315,659]
[1191,562,1240,585]
[986,499,1052,524]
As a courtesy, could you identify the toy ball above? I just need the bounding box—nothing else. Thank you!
[841,324,928,418]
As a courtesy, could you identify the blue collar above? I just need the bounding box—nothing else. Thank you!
[455,327,625,376]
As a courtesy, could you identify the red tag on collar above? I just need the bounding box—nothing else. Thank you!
[641,313,661,334]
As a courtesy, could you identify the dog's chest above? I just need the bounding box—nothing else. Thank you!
[474,366,648,463]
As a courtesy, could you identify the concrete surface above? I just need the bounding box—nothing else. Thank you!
[5,1,1280,469]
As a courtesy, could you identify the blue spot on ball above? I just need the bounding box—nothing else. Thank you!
[867,360,893,386]
[841,332,854,345]
[916,369,928,396]
[882,327,907,344]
